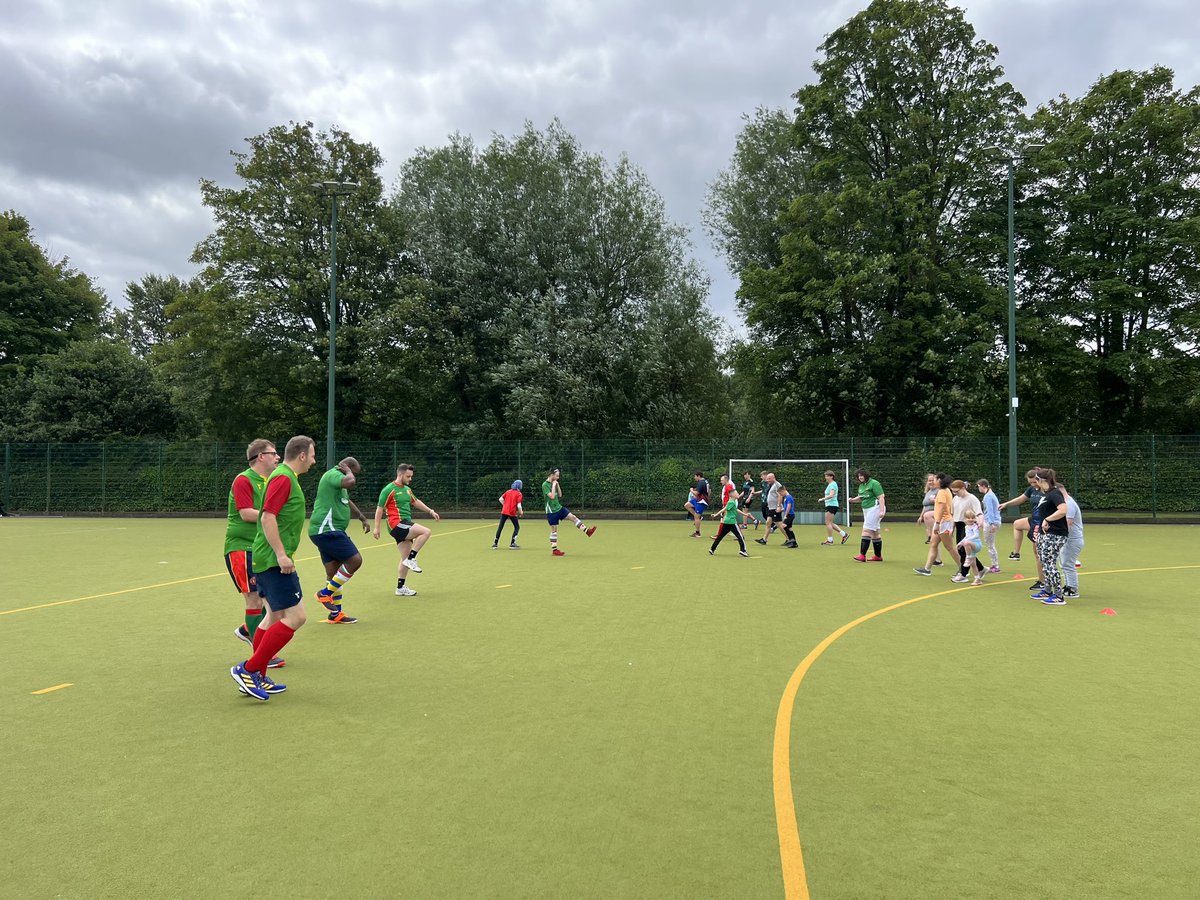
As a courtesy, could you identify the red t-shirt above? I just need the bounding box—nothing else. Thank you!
[722,482,735,505]
[500,489,523,516]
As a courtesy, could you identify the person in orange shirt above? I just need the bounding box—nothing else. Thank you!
[493,480,524,550]
[913,473,954,576]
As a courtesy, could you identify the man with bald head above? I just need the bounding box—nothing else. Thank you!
[308,455,370,624]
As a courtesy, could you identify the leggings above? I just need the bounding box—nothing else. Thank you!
[494,514,520,544]
[710,523,746,553]
[982,522,999,567]
[1037,533,1068,596]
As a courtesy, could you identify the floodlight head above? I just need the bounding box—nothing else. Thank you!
[982,145,1009,157]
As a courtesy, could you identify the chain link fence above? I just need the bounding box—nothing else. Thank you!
[1,436,1197,517]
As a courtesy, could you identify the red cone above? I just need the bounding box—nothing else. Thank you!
[1100,608,1117,616]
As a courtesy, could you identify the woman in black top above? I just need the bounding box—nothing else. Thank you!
[1032,468,1070,604]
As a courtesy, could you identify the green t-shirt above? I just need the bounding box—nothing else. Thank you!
[543,479,562,513]
[857,478,884,509]
[377,481,413,527]
[224,467,266,554]
[252,463,305,573]
[722,496,739,525]
[309,467,351,535]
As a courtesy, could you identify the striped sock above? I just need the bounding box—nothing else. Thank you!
[321,564,354,597]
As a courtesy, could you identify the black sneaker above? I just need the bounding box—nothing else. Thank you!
[931,560,944,567]
[1028,581,1044,592]
[754,538,767,545]
[739,550,749,557]
[1063,587,1079,598]
[1008,552,1021,560]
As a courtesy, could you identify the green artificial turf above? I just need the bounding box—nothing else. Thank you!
[1,517,1196,898]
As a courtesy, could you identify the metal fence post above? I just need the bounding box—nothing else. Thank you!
[454,443,460,512]
[1151,434,1158,519]
[159,443,165,513]
[2,442,10,512]
[517,439,522,480]
[101,444,107,513]
[46,444,51,514]
[580,439,586,510]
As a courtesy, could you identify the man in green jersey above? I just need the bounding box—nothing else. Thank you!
[230,435,318,702]
[308,456,370,624]
[373,463,440,596]
[708,490,749,556]
[543,467,595,556]
[225,438,285,667]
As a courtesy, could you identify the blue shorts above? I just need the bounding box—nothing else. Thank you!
[546,506,571,526]
[689,499,708,514]
[255,567,304,612]
[309,530,359,564]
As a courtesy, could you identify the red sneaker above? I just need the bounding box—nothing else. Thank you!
[585,526,596,537]
[552,548,566,556]
[853,554,867,562]
[869,556,884,562]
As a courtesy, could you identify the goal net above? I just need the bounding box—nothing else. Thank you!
[728,459,853,528]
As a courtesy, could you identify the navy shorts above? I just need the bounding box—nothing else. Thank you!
[256,567,304,612]
[546,506,571,526]
[309,530,360,564]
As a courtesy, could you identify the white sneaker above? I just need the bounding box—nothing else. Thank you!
[395,586,417,596]
[403,558,423,573]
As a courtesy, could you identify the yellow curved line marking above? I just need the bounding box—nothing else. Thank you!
[0,524,491,617]
[496,584,513,589]
[773,564,1200,899]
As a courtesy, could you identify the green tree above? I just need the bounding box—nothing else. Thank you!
[183,121,431,440]
[10,340,177,441]
[703,106,809,276]
[1023,67,1200,432]
[394,120,728,437]
[111,274,188,357]
[0,211,106,378]
[727,0,1024,436]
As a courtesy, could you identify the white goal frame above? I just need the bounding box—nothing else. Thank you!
[728,458,853,528]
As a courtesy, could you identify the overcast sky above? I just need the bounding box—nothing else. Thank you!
[2,0,1197,326]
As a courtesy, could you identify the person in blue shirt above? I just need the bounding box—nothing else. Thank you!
[975,478,1002,572]
[759,483,798,548]
[820,471,849,546]
[685,471,710,538]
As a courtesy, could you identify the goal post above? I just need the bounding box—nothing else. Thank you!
[728,459,853,528]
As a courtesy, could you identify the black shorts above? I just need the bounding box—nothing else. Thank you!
[766,508,779,519]
[825,505,839,515]
[781,513,795,527]
[389,521,414,543]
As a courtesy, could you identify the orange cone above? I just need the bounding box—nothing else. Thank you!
[1101,608,1117,616]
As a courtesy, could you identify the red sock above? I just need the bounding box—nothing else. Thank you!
[246,621,295,676]
[252,626,266,651]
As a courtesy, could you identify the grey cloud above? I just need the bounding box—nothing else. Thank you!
[2,0,1198,326]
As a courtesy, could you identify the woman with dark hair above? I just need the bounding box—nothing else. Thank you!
[848,468,886,561]
[1031,469,1070,605]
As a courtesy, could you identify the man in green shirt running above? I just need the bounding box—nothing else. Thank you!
[543,467,595,556]
[225,438,284,661]
[308,456,370,624]
[373,463,440,596]
[230,435,318,702]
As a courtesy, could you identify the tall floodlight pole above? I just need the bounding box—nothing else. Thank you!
[984,145,1043,500]
[313,180,359,468]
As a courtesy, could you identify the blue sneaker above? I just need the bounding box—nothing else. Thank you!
[230,663,269,701]
[259,672,287,694]
[1040,594,1066,605]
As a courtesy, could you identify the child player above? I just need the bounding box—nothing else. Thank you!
[957,510,985,585]
[708,485,749,557]
[819,470,849,545]
[976,478,1002,573]
[493,479,523,550]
